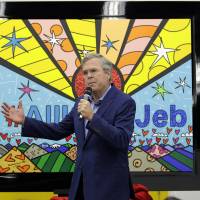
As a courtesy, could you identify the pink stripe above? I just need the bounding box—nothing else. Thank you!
[123,37,151,54]
[133,19,162,27]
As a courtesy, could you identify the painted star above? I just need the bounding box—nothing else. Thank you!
[18,80,39,101]
[79,46,93,57]
[101,35,119,54]
[152,81,172,100]
[1,27,30,58]
[175,76,191,93]
[44,31,64,52]
[150,38,176,67]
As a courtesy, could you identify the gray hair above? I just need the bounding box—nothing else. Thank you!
[81,53,113,73]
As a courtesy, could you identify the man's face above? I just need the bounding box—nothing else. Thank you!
[82,58,110,94]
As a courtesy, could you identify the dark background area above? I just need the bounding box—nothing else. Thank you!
[0,1,200,193]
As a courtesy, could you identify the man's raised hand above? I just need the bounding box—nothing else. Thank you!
[1,100,25,124]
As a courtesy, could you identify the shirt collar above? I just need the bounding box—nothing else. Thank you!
[99,85,111,101]
[89,85,111,105]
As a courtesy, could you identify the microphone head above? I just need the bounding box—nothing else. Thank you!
[85,87,92,96]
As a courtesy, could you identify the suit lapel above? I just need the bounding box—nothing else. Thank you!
[83,86,117,145]
[79,118,86,143]
[75,99,86,144]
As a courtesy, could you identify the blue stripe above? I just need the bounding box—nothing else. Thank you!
[163,155,192,171]
[176,149,193,159]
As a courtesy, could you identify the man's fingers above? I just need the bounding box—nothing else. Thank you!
[1,110,10,118]
[1,104,10,112]
[2,103,10,110]
[80,99,89,104]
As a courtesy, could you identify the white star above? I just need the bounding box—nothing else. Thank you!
[151,39,176,66]
[44,31,63,51]
[82,49,90,57]
[79,45,94,57]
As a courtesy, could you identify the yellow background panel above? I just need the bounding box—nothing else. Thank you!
[76,44,96,52]
[66,19,96,37]
[62,87,74,96]
[82,19,96,23]
[66,19,96,48]
[35,69,63,83]
[71,34,96,47]
[50,81,73,97]
[0,20,26,35]
[4,47,47,66]
[20,59,55,75]
[50,79,72,91]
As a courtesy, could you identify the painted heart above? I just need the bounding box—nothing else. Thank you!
[186,138,191,145]
[0,166,10,173]
[17,165,30,173]
[28,139,33,144]
[156,137,161,144]
[16,139,21,146]
[152,128,157,133]
[1,133,8,140]
[15,153,25,161]
[5,153,15,162]
[173,137,179,144]
[167,127,172,134]
[73,137,77,143]
[142,129,149,137]
[139,139,145,145]
[65,135,72,142]
[6,118,12,127]
[163,138,169,144]
[146,138,152,146]
[188,125,193,133]
[175,129,180,135]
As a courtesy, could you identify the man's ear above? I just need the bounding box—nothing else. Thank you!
[106,70,111,79]
[107,73,111,82]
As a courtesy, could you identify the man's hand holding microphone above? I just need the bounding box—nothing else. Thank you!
[78,87,93,121]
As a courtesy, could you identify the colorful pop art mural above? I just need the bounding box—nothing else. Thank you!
[0,19,192,173]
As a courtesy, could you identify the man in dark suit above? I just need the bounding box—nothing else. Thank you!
[2,53,136,200]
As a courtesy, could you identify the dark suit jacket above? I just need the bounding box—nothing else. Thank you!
[22,86,136,200]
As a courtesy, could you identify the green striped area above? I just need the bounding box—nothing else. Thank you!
[32,153,51,169]
[70,163,75,172]
[170,151,193,168]
[18,142,29,153]
[32,151,74,172]
[59,157,74,172]
[158,159,178,171]
[42,151,60,172]
[51,154,66,172]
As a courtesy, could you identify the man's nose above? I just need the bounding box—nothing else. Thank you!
[87,72,93,78]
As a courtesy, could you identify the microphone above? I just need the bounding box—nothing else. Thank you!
[79,87,92,119]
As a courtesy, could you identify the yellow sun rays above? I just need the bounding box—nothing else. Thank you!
[0,19,74,99]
